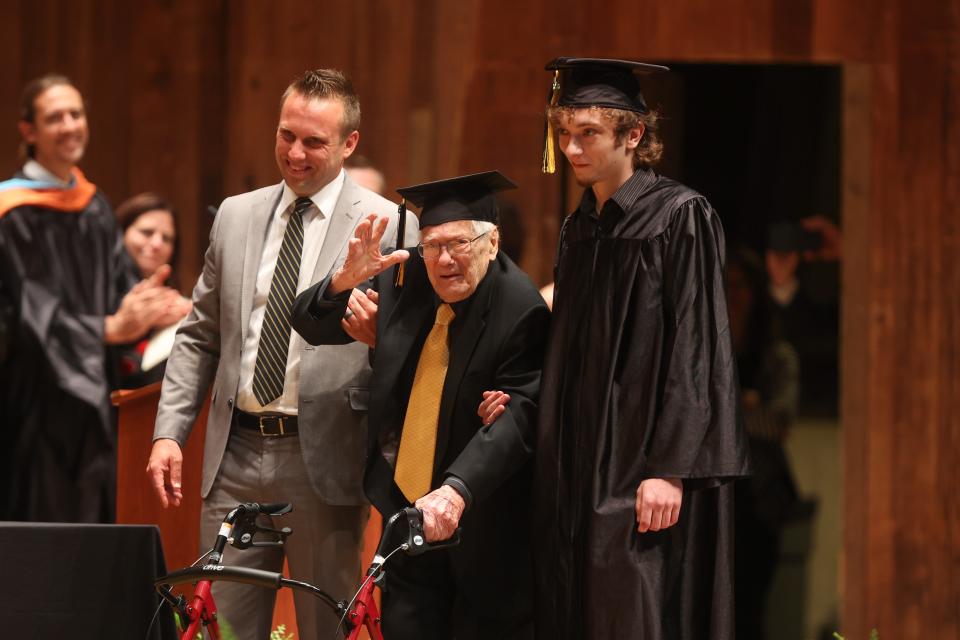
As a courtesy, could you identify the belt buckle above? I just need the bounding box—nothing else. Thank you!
[258,415,285,437]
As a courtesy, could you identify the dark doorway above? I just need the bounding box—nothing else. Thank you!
[643,63,843,640]
[648,63,841,418]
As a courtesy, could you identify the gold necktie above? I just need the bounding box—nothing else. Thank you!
[394,303,455,502]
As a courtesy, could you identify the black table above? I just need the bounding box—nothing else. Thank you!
[0,522,177,639]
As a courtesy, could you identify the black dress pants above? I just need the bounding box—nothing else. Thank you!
[381,547,533,640]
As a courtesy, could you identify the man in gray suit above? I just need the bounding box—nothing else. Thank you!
[146,69,416,639]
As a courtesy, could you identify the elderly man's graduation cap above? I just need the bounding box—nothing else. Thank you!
[542,57,669,173]
[398,170,516,227]
[392,170,516,286]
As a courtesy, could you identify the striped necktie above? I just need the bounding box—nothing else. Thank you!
[252,196,312,406]
[394,303,455,502]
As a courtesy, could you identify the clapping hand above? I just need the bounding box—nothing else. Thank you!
[105,265,191,344]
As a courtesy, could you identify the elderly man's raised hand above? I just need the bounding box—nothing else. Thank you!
[330,214,409,295]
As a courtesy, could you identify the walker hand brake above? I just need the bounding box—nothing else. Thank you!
[401,507,462,556]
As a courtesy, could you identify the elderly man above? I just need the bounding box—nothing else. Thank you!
[292,171,549,640]
[146,69,417,639]
[0,74,184,522]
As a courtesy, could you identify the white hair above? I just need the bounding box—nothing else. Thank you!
[472,220,497,236]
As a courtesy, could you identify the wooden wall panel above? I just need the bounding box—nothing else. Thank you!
[840,62,873,640]
[1,1,958,637]
[0,2,24,176]
[0,0,224,291]
[345,0,421,190]
[943,0,960,632]
[842,0,960,636]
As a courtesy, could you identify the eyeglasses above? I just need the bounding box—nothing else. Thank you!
[417,231,490,259]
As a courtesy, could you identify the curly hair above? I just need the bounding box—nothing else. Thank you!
[548,105,663,169]
[281,69,361,139]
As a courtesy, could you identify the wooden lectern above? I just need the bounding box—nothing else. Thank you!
[112,383,381,638]
[112,382,207,571]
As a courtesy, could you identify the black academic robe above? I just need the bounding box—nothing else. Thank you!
[293,252,549,636]
[0,176,134,522]
[534,168,751,640]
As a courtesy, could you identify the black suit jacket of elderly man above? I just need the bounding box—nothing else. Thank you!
[292,250,549,632]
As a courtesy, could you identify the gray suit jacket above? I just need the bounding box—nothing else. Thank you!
[153,175,418,504]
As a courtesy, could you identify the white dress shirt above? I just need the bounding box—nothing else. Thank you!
[236,170,345,415]
[22,159,73,186]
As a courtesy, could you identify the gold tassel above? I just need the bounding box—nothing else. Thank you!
[542,119,556,174]
[395,198,406,288]
[542,70,561,174]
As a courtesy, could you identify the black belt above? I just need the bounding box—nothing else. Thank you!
[233,410,299,437]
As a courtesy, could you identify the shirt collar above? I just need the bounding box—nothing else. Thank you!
[22,159,74,187]
[610,166,657,211]
[431,292,472,322]
[278,168,345,220]
[578,166,657,218]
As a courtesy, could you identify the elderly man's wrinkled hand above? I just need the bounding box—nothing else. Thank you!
[414,484,465,542]
[330,214,409,295]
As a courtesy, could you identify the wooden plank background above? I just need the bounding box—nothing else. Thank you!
[1,1,957,637]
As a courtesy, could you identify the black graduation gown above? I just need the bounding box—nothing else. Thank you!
[0,175,134,522]
[534,168,751,640]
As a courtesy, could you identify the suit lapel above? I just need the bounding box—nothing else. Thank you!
[240,184,283,344]
[374,258,433,419]
[311,175,361,282]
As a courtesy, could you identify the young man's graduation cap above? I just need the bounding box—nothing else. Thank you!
[392,170,516,286]
[541,57,669,173]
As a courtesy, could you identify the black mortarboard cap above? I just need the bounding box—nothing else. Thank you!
[545,57,669,114]
[396,170,516,228]
[541,57,669,173]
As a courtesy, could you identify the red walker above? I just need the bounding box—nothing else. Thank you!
[154,503,458,639]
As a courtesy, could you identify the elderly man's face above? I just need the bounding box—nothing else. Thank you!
[275,92,359,196]
[19,84,88,177]
[421,220,499,303]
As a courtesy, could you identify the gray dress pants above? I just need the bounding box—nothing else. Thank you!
[199,427,368,639]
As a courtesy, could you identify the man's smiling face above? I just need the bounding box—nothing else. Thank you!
[275,91,358,196]
[20,84,89,177]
